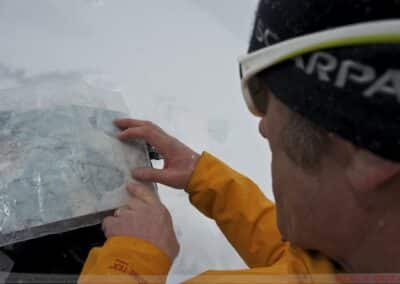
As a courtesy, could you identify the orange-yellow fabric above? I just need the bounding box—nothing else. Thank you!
[79,152,340,284]
[79,236,172,284]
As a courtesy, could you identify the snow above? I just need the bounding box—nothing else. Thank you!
[0,0,273,282]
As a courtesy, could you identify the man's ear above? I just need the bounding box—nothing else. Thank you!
[346,148,400,193]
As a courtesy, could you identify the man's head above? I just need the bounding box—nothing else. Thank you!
[258,83,400,272]
[249,0,400,272]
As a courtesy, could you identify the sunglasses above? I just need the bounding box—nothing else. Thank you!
[239,20,400,117]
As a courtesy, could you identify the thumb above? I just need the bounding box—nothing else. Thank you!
[127,183,158,205]
[132,167,169,184]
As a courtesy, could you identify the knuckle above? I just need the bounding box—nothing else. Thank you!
[118,209,128,217]
[142,121,161,133]
[143,120,154,127]
[121,208,134,217]
[131,128,147,139]
[102,218,112,228]
[121,119,132,125]
[142,124,153,133]
[128,128,140,136]
[148,128,159,140]
[139,126,150,136]
[118,215,129,224]
[125,210,136,219]
[121,128,134,138]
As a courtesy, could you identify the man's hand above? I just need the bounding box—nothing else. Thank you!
[102,183,180,260]
[114,119,200,189]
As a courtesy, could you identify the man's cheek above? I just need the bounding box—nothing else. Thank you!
[271,163,284,218]
[271,149,300,234]
[270,150,288,201]
[276,212,288,241]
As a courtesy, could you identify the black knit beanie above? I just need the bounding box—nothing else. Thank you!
[249,0,400,162]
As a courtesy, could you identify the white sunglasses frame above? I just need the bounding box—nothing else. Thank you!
[239,20,400,117]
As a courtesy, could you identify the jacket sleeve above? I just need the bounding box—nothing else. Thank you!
[186,152,288,268]
[183,246,340,284]
[78,236,172,284]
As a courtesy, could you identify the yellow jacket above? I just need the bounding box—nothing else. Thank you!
[79,152,340,284]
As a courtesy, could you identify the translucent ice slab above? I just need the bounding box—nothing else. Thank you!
[0,72,154,246]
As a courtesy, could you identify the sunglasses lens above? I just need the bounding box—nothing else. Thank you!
[248,76,268,115]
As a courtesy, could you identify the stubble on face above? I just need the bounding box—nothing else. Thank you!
[259,95,322,246]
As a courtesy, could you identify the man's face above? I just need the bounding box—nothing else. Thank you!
[258,94,359,254]
[258,95,313,242]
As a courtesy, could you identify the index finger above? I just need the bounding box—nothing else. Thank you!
[114,118,149,130]
[117,125,170,157]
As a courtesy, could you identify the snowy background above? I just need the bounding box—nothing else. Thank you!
[0,0,273,282]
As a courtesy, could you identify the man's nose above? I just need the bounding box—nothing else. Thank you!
[259,117,268,139]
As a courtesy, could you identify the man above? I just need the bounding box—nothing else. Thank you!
[80,0,400,283]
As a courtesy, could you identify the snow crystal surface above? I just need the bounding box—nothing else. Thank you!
[0,0,270,282]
